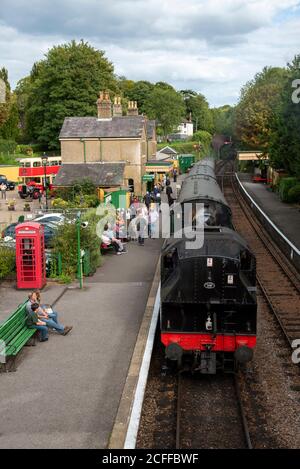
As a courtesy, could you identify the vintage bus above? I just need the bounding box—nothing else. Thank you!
[18,156,62,196]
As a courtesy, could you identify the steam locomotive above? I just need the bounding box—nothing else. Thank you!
[160,158,257,373]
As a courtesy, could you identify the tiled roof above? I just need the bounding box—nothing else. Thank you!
[54,163,125,187]
[59,116,146,139]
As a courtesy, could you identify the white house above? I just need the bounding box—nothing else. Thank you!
[177,119,194,137]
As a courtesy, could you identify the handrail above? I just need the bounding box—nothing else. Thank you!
[235,173,300,256]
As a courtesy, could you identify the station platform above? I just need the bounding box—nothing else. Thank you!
[0,237,162,449]
[237,173,300,252]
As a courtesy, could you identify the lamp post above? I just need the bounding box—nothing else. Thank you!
[76,212,88,289]
[41,153,48,211]
[76,211,83,289]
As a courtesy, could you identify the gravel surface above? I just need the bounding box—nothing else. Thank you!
[239,288,300,449]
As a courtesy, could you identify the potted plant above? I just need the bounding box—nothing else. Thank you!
[24,202,31,211]
[8,199,16,211]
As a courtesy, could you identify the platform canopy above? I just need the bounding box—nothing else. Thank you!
[238,151,269,161]
[145,161,173,173]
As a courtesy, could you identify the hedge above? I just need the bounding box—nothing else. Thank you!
[279,177,298,202]
[0,139,17,154]
[0,246,15,280]
[287,184,300,203]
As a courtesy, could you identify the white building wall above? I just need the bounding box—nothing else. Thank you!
[177,122,194,137]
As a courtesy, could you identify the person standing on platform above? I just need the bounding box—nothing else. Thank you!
[143,192,151,212]
[0,182,7,200]
[166,180,174,207]
[149,205,159,238]
[136,209,147,246]
[173,168,177,183]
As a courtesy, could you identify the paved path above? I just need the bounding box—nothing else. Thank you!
[238,174,300,251]
[0,238,162,448]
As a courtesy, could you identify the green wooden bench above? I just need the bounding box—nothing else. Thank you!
[0,301,36,371]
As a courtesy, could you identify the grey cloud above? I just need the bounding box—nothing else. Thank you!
[0,0,274,46]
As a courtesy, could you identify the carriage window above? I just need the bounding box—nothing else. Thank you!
[50,160,58,166]
[33,162,41,167]
[25,162,31,168]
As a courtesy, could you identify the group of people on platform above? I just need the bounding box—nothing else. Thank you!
[100,171,178,253]
[26,291,72,342]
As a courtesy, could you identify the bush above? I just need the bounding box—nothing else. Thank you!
[52,194,99,209]
[279,177,298,202]
[0,139,17,154]
[0,247,15,280]
[53,209,101,278]
[287,184,300,203]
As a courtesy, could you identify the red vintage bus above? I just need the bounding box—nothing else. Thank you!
[18,156,62,197]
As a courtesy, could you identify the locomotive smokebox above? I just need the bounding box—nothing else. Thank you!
[234,345,253,363]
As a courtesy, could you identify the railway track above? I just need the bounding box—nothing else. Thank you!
[218,161,300,347]
[175,373,252,449]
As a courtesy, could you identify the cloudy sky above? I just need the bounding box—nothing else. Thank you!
[1,0,300,106]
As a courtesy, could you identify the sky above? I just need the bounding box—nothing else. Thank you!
[1,0,300,107]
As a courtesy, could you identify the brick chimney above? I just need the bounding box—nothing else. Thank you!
[127,100,138,116]
[113,96,122,117]
[97,90,112,120]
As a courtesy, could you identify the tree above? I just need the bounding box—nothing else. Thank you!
[181,91,214,133]
[0,68,10,128]
[120,80,154,115]
[235,67,288,150]
[211,105,236,138]
[0,68,19,140]
[146,87,185,139]
[269,55,300,176]
[25,40,117,149]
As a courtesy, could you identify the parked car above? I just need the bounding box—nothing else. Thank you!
[0,175,16,190]
[1,222,18,239]
[1,221,58,248]
[34,213,65,225]
[43,222,58,248]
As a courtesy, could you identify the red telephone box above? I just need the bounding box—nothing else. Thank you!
[16,222,46,289]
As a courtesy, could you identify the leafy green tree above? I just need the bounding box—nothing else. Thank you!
[146,87,185,139]
[120,80,154,115]
[0,68,19,140]
[181,91,214,133]
[15,76,32,141]
[0,68,10,128]
[235,67,288,150]
[211,105,236,137]
[25,40,117,149]
[269,55,300,176]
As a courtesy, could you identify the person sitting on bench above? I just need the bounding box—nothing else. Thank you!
[26,293,72,336]
[26,303,49,342]
[26,291,59,324]
[102,224,126,255]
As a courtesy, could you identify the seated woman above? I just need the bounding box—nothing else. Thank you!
[102,224,126,255]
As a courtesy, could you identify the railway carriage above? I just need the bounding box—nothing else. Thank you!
[160,158,257,373]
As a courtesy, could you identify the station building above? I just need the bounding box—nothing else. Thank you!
[57,92,157,195]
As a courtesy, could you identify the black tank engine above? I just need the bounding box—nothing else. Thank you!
[160,158,257,373]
